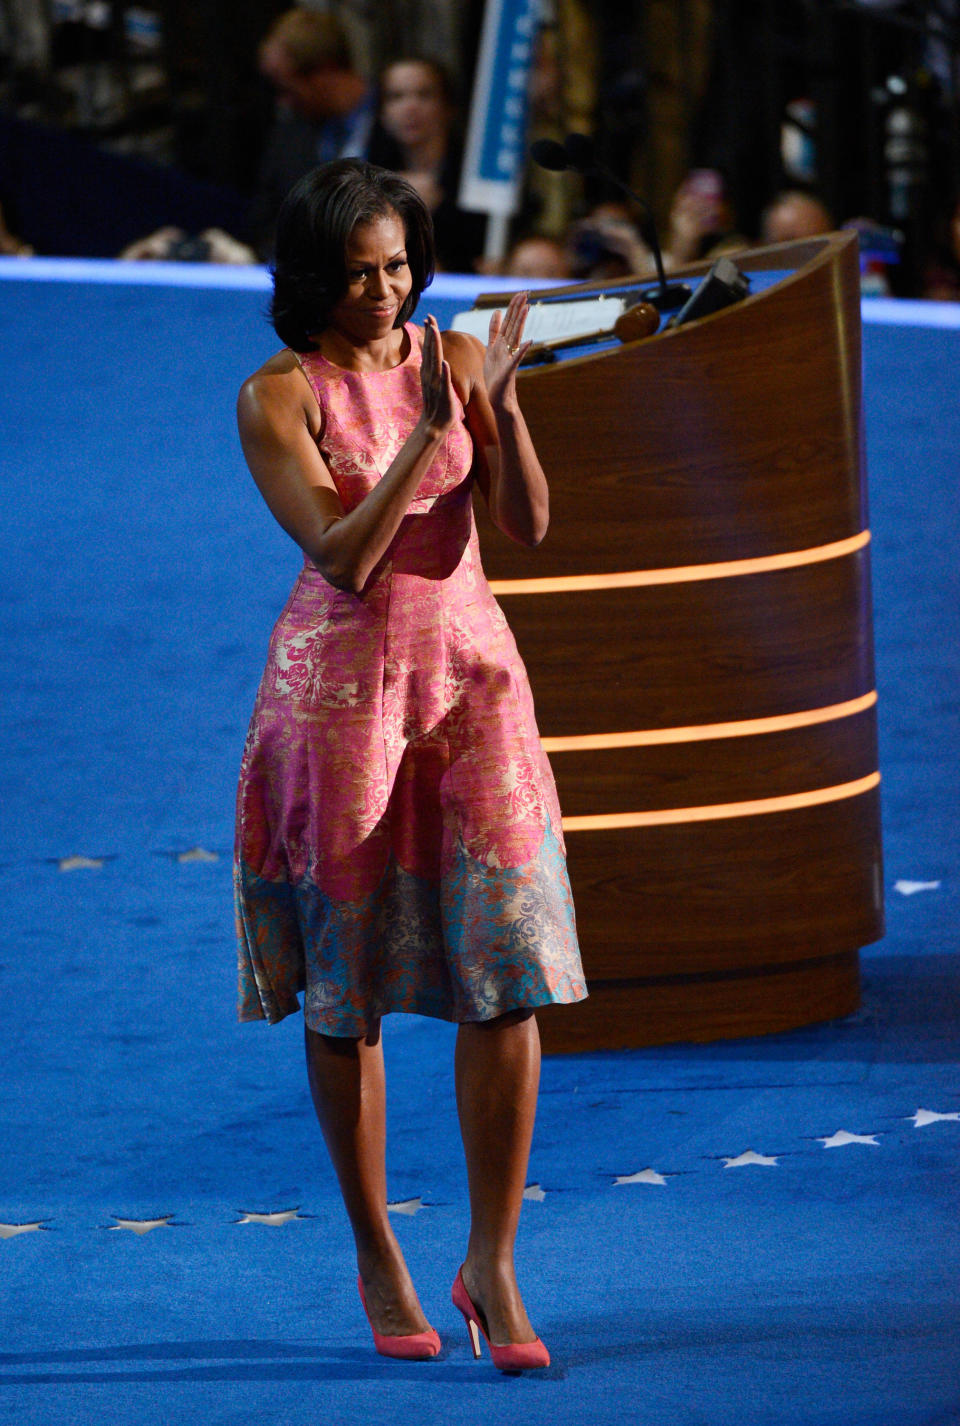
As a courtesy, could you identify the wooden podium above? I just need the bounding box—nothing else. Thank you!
[473,231,883,1054]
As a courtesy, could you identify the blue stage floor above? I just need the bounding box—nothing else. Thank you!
[0,264,958,1426]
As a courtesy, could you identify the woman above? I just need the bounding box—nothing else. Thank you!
[923,194,960,302]
[234,159,586,1368]
[368,56,486,272]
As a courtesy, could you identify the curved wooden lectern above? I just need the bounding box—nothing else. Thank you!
[473,231,883,1054]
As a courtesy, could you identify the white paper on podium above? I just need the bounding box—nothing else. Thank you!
[451,294,631,344]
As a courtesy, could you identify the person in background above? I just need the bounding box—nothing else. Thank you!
[118,226,255,264]
[566,201,652,280]
[117,9,380,268]
[662,168,747,268]
[368,56,486,272]
[762,190,901,296]
[247,9,376,259]
[0,201,32,256]
[759,190,833,245]
[563,171,745,286]
[922,194,960,301]
[502,235,572,280]
[842,216,901,297]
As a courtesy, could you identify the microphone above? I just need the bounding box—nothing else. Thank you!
[528,137,572,172]
[529,135,692,312]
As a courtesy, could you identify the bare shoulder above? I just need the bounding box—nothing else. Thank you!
[441,328,484,369]
[237,348,319,434]
[440,328,484,401]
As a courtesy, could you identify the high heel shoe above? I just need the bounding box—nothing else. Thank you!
[357,1276,441,1360]
[451,1267,550,1370]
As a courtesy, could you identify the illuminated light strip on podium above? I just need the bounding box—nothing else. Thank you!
[560,771,880,832]
[490,530,870,596]
[541,691,877,753]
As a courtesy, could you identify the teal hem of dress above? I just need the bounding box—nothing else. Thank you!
[308,984,589,1038]
[235,813,587,1035]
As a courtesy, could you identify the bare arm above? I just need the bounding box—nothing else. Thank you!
[450,293,549,547]
[237,318,455,593]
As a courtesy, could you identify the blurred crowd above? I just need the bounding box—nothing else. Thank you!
[2,0,960,299]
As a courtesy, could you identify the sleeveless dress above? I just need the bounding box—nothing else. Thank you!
[234,324,587,1035]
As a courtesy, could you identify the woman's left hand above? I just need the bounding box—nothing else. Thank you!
[483,291,531,410]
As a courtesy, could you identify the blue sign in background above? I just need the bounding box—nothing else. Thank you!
[476,0,536,187]
[459,0,539,220]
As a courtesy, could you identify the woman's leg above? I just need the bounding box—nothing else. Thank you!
[305,1020,430,1335]
[455,1008,542,1344]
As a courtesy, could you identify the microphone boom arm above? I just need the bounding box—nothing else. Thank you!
[583,164,674,301]
[529,135,692,312]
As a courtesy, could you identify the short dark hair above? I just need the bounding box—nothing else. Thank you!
[271,159,436,351]
[259,9,352,75]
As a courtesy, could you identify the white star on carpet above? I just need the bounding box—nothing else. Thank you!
[235,1209,303,1226]
[614,1169,668,1186]
[108,1216,173,1234]
[722,1151,778,1168]
[0,1221,46,1239]
[58,855,104,871]
[523,1183,547,1201]
[893,879,941,896]
[911,1109,960,1127]
[177,846,219,863]
[387,1198,424,1216]
[818,1130,880,1148]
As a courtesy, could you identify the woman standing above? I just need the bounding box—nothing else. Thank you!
[234,159,586,1368]
[368,57,486,272]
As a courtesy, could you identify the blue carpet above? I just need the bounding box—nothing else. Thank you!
[0,267,958,1426]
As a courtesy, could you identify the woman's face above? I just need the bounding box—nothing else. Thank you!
[379,62,450,151]
[328,210,413,344]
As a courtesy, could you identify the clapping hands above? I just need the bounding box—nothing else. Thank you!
[419,314,456,438]
[484,292,531,409]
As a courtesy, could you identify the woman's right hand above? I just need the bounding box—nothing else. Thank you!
[419,315,456,439]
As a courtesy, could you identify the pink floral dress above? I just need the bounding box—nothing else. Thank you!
[234,324,587,1034]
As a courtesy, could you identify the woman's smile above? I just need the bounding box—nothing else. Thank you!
[327,209,414,353]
